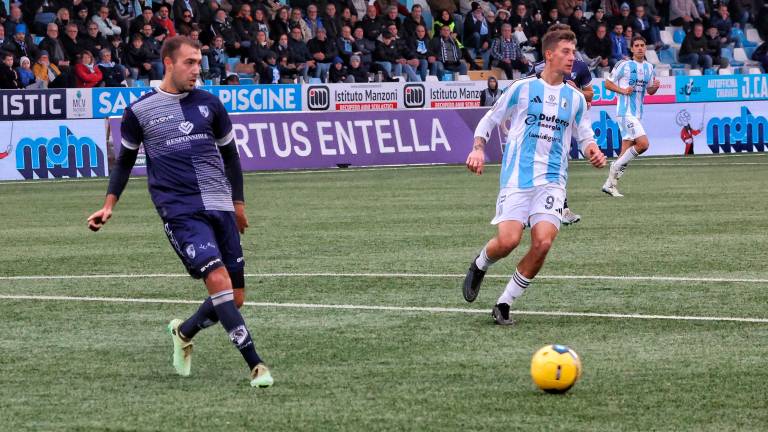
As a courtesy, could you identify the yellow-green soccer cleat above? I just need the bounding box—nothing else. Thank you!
[250,363,274,388]
[167,319,193,377]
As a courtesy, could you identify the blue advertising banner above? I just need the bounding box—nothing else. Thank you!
[91,84,302,118]
[0,119,108,180]
[675,74,768,103]
[0,89,67,120]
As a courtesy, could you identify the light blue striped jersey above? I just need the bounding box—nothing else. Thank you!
[610,59,655,119]
[474,76,595,190]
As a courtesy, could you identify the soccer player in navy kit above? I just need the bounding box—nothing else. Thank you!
[87,36,273,388]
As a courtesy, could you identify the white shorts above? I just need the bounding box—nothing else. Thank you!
[491,184,565,230]
[617,115,646,141]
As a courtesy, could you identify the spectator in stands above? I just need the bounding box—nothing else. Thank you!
[585,23,611,71]
[490,23,529,78]
[327,56,348,82]
[525,8,548,55]
[287,24,315,80]
[710,4,740,47]
[289,8,312,42]
[108,35,126,68]
[32,51,64,87]
[337,24,356,63]
[611,3,633,30]
[670,0,701,32]
[402,4,426,40]
[233,4,257,49]
[679,22,712,71]
[207,34,228,80]
[176,11,196,36]
[428,0,458,21]
[125,34,161,80]
[509,3,530,32]
[362,4,384,41]
[340,6,359,28]
[347,54,370,82]
[430,25,467,79]
[62,23,82,64]
[389,24,422,81]
[693,0,713,26]
[112,0,136,36]
[374,29,403,80]
[259,51,283,83]
[130,7,155,36]
[350,0,367,18]
[609,23,628,66]
[29,0,59,36]
[729,0,755,29]
[38,23,70,70]
[433,9,456,35]
[93,5,122,38]
[4,5,23,36]
[705,25,729,68]
[273,32,291,60]
[0,26,9,53]
[83,22,108,59]
[632,5,664,50]
[271,7,292,40]
[249,30,273,66]
[324,3,342,40]
[153,4,176,37]
[588,6,608,33]
[557,0,578,18]
[74,50,103,87]
[304,4,325,39]
[252,8,271,40]
[0,51,21,88]
[97,48,128,87]
[352,25,376,66]
[9,24,38,64]
[479,75,500,106]
[211,9,243,56]
[464,3,492,66]
[307,27,336,81]
[382,6,402,32]
[408,24,433,80]
[16,56,36,87]
[174,0,199,26]
[72,4,91,35]
[54,7,71,36]
[569,6,590,46]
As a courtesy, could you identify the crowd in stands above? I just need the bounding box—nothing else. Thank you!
[0,0,767,89]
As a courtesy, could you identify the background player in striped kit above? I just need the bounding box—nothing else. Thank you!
[87,36,273,388]
[602,35,660,197]
[462,28,607,325]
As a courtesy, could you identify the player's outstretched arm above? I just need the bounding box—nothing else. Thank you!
[88,145,139,232]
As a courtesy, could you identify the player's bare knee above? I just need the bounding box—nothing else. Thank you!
[204,267,232,293]
[531,237,553,254]
[497,236,521,255]
[635,139,649,153]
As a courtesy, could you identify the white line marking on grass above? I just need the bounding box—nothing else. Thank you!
[0,294,766,323]
[1,272,767,284]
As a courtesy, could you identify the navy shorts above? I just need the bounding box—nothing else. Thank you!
[162,210,245,279]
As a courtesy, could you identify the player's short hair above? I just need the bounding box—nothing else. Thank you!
[541,28,576,53]
[631,35,647,45]
[546,23,571,33]
[161,36,201,62]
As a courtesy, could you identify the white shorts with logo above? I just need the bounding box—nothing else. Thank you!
[491,184,565,229]
[617,115,646,141]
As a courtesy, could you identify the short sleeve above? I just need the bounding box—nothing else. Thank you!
[120,107,142,150]
[212,97,234,147]
[609,61,625,83]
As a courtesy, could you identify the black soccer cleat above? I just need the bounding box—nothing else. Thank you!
[462,256,486,303]
[491,303,515,326]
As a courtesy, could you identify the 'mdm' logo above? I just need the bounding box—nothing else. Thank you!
[15,126,105,179]
[707,107,767,153]
[592,111,623,157]
[307,86,330,110]
[403,84,425,108]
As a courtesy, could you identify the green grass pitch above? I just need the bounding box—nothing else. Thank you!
[1,153,767,431]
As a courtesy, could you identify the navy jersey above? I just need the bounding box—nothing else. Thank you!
[529,58,592,89]
[121,88,235,219]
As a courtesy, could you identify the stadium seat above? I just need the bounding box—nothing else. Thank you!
[149,80,161,87]
[671,68,687,76]
[748,67,763,74]
[660,28,675,47]
[718,67,734,75]
[425,75,439,82]
[239,77,254,85]
[133,79,147,87]
[655,68,670,76]
[645,49,671,73]
[721,47,742,67]
[204,79,213,85]
[227,57,239,72]
[688,68,701,76]
[308,77,322,83]
[733,47,760,66]
[746,28,763,45]
[658,47,686,68]
[442,72,454,81]
[33,35,43,45]
[731,28,755,47]
[703,68,717,75]
[744,45,756,59]
[673,28,686,44]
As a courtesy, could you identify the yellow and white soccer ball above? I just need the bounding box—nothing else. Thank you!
[530,344,582,394]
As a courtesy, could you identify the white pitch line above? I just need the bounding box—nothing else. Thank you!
[1,272,766,284]
[0,294,766,323]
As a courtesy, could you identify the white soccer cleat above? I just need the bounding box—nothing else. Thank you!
[561,208,581,225]
[602,183,624,197]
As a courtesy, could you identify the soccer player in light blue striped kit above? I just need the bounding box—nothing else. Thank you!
[462,28,607,325]
[601,35,661,197]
